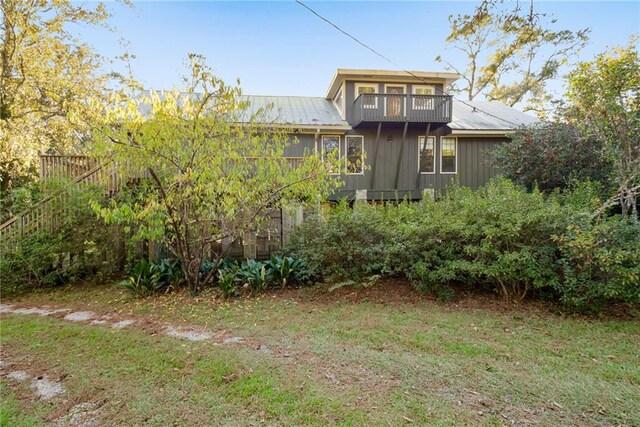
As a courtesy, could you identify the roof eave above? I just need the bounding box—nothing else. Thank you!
[449,129,517,136]
[325,69,462,99]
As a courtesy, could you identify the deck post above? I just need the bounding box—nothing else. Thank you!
[243,231,257,260]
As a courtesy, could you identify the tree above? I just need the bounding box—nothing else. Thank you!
[493,122,612,192]
[436,0,589,115]
[92,55,339,294]
[0,0,125,195]
[564,40,640,220]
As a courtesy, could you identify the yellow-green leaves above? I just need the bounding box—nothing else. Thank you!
[0,0,126,191]
[93,55,340,292]
[438,0,589,114]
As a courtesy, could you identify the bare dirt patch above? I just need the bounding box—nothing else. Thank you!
[54,401,104,427]
[64,311,96,322]
[30,375,65,400]
[110,319,135,329]
[7,370,28,382]
[163,326,214,341]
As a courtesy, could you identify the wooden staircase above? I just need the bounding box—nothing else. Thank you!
[1,154,307,258]
[0,157,120,252]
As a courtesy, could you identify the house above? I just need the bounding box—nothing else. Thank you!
[245,69,538,201]
[0,68,538,258]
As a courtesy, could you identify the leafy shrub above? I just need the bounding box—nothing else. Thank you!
[287,178,640,309]
[235,259,269,293]
[120,257,182,296]
[265,255,312,287]
[1,185,121,295]
[286,200,415,282]
[217,269,238,299]
[120,259,159,296]
[198,256,310,298]
[555,217,640,311]
[493,123,613,192]
[400,179,568,301]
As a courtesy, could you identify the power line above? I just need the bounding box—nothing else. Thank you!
[295,0,526,129]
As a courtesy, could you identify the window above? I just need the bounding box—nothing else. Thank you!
[418,136,435,174]
[441,137,457,174]
[322,135,341,174]
[355,83,378,109]
[346,135,364,174]
[413,85,435,110]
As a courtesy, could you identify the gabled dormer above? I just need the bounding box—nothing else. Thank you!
[325,69,459,127]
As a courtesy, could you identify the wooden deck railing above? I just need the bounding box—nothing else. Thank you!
[0,161,118,252]
[352,93,453,126]
[2,155,307,252]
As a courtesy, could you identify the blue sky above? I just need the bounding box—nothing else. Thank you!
[84,1,639,99]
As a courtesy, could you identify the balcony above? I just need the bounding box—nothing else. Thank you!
[352,93,452,126]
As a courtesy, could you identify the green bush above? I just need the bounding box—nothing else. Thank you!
[286,200,416,282]
[195,256,311,298]
[286,178,639,310]
[493,123,613,192]
[265,255,312,287]
[1,185,121,295]
[555,217,640,311]
[120,257,183,296]
[398,179,568,301]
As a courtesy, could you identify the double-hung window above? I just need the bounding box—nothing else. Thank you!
[355,83,378,109]
[440,137,457,174]
[322,135,341,174]
[345,135,364,174]
[418,136,435,174]
[412,85,435,110]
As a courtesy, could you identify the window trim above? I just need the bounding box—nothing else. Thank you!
[354,83,378,109]
[345,135,365,175]
[418,135,436,175]
[412,85,435,110]
[440,136,458,174]
[321,135,342,175]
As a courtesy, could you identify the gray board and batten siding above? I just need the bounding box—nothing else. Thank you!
[136,70,537,201]
[282,130,506,201]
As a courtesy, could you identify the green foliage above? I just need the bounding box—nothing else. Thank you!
[0,0,130,193]
[554,218,640,312]
[0,182,43,223]
[203,256,311,298]
[494,123,612,192]
[92,55,339,294]
[235,259,269,293]
[216,269,239,299]
[120,259,158,296]
[437,0,589,113]
[287,178,639,309]
[265,255,312,287]
[0,185,119,295]
[398,179,567,302]
[286,200,405,282]
[120,257,183,297]
[564,40,640,219]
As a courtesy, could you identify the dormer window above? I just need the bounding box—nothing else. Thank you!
[355,83,378,109]
[413,85,435,110]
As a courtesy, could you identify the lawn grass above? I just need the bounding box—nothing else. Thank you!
[1,281,639,426]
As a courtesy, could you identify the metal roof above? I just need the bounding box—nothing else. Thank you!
[450,101,538,131]
[138,91,537,131]
[242,95,349,128]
